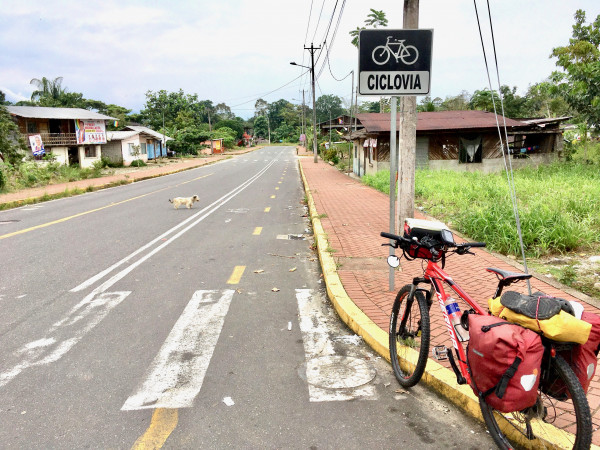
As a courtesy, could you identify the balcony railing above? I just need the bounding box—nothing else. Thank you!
[27,132,77,146]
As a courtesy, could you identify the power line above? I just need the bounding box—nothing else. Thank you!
[227,71,309,109]
[311,0,327,45]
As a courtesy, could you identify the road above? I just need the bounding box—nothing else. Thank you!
[0,146,495,448]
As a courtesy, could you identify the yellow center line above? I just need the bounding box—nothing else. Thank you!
[275,187,279,190]
[0,174,213,240]
[131,408,178,450]
[270,195,276,199]
[227,266,246,284]
[253,227,262,235]
[264,207,271,212]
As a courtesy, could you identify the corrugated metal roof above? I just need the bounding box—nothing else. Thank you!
[107,131,139,141]
[125,125,173,141]
[5,106,116,120]
[355,110,525,133]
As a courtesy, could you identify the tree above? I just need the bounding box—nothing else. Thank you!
[315,94,344,124]
[439,91,471,111]
[551,9,600,129]
[497,85,528,118]
[30,76,66,105]
[469,88,502,112]
[214,103,235,121]
[0,90,9,105]
[253,115,269,139]
[0,105,27,167]
[417,95,442,112]
[350,9,388,47]
[267,99,294,130]
[215,119,244,139]
[358,100,382,113]
[522,81,572,118]
[255,99,268,117]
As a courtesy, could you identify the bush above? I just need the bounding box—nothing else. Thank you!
[322,147,339,165]
[130,159,147,167]
[0,166,5,190]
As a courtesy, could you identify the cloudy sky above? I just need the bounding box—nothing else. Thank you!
[0,1,598,119]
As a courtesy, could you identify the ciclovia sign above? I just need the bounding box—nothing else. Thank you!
[358,29,433,96]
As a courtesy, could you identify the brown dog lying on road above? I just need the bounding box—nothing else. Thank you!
[169,195,200,209]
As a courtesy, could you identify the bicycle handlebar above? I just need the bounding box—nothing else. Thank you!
[380,231,486,255]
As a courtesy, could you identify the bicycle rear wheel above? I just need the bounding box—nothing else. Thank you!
[479,354,592,449]
[389,285,430,387]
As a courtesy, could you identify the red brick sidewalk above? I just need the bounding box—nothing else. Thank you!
[299,157,600,446]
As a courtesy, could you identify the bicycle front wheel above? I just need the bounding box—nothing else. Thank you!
[389,285,430,387]
[480,354,592,449]
[372,45,390,65]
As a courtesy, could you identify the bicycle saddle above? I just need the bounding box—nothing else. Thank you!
[486,268,532,282]
[500,291,574,320]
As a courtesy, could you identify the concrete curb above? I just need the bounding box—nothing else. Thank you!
[298,160,580,450]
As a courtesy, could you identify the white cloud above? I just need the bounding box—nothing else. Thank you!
[0,0,598,118]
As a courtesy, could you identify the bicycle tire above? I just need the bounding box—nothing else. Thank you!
[389,285,430,387]
[399,45,419,65]
[372,45,391,65]
[479,354,592,450]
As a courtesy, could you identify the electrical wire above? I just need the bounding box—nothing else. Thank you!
[473,0,531,293]
[227,71,309,109]
[316,0,346,81]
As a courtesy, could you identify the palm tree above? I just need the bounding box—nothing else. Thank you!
[30,76,66,105]
[350,9,388,47]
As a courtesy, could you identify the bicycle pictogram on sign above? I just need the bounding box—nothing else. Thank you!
[371,36,419,66]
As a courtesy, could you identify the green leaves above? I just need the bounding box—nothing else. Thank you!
[551,9,600,129]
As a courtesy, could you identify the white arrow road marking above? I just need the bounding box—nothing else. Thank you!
[0,291,130,388]
[295,289,377,402]
[122,289,235,410]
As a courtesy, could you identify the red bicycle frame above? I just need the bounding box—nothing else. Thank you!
[422,259,488,385]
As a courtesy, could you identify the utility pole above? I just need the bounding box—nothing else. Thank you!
[398,0,419,231]
[306,43,321,163]
[347,70,354,172]
[302,89,306,141]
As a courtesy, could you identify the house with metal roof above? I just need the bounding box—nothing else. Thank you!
[344,110,569,176]
[6,106,116,168]
[104,126,173,166]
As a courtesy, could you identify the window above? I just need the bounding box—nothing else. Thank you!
[27,121,38,133]
[85,146,97,158]
[140,143,147,155]
[128,143,135,155]
[459,135,482,163]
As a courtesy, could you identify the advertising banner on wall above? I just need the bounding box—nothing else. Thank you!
[29,134,45,156]
[74,119,107,145]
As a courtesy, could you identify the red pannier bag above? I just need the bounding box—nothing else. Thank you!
[544,311,600,397]
[467,314,544,413]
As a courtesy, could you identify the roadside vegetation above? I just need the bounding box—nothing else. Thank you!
[362,158,600,298]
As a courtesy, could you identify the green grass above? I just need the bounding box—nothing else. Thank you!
[0,161,105,193]
[363,162,600,258]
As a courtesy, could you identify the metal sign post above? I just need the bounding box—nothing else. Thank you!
[358,27,432,291]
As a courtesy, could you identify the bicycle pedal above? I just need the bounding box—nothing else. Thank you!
[432,345,448,361]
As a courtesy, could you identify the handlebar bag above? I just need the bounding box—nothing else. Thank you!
[402,218,453,261]
[488,296,591,344]
[467,314,544,413]
[543,311,600,398]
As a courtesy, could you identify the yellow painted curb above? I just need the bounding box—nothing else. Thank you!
[298,161,588,450]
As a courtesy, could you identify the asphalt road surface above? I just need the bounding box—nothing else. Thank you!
[0,146,495,449]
